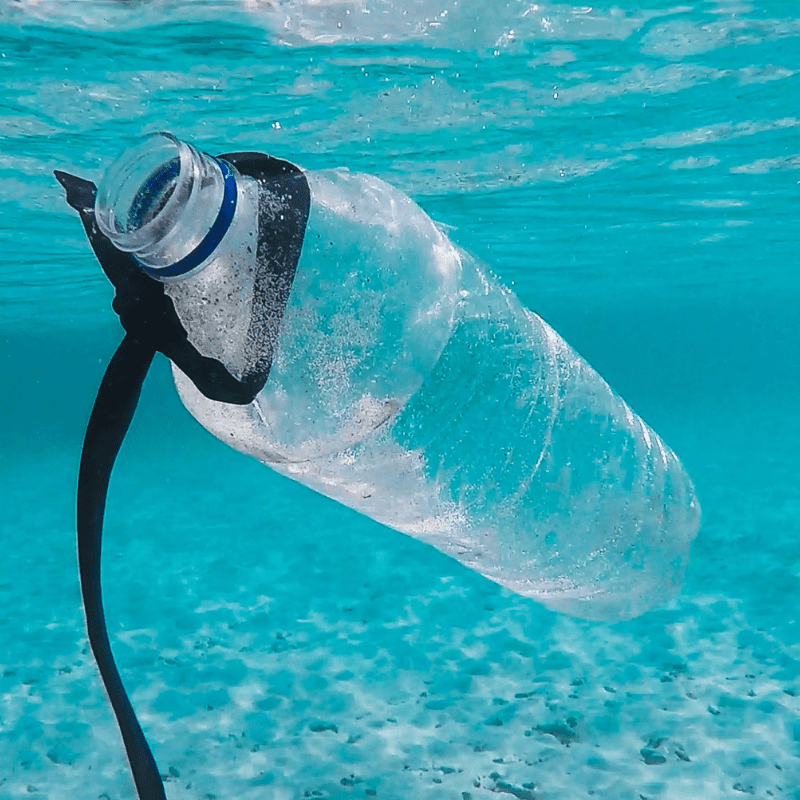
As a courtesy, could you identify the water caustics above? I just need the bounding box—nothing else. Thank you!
[15,0,795,796]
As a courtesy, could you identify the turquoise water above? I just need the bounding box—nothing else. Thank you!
[1,0,799,798]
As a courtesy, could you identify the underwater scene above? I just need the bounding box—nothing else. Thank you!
[1,0,798,798]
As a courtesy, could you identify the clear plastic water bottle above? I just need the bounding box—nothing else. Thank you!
[96,133,700,621]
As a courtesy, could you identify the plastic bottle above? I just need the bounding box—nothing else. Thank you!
[96,133,700,621]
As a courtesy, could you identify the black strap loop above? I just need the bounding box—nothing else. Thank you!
[54,153,309,405]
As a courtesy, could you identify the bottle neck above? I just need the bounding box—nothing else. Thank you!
[95,132,237,279]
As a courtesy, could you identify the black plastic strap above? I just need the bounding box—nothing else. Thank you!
[76,334,164,799]
[56,149,311,800]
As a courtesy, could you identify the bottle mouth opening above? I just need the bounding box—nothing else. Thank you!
[128,156,180,232]
[95,132,237,275]
[95,132,199,256]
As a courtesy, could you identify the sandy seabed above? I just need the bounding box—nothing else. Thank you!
[2,384,798,800]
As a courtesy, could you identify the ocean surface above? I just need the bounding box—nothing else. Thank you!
[1,0,798,798]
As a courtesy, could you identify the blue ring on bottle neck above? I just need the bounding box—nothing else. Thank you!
[136,157,238,279]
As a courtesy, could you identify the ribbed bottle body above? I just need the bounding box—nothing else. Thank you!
[171,169,700,620]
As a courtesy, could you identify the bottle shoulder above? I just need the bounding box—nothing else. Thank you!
[304,168,432,230]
